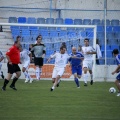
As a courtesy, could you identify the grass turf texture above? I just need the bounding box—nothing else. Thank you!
[0,80,120,120]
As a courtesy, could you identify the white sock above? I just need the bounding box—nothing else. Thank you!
[39,68,42,78]
[90,74,93,80]
[83,74,88,84]
[23,71,29,79]
[52,86,55,89]
[28,73,32,80]
[58,78,61,84]
[36,67,40,79]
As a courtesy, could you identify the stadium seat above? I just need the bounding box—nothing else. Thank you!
[46,18,54,24]
[59,30,67,38]
[77,31,86,38]
[37,18,45,24]
[107,59,115,65]
[101,45,111,51]
[64,18,73,25]
[9,17,17,23]
[55,18,64,24]
[27,17,36,24]
[106,32,114,39]
[87,31,94,38]
[21,29,30,37]
[115,32,120,39]
[111,19,119,26]
[107,39,118,45]
[49,31,58,38]
[83,19,91,25]
[92,19,101,25]
[113,26,120,32]
[106,26,113,32]
[111,45,119,50]
[18,17,26,23]
[74,19,82,25]
[97,26,104,32]
[101,19,110,25]
[67,31,77,39]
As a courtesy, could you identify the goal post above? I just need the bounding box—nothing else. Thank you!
[1,22,110,82]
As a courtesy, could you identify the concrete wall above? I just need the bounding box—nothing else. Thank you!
[0,0,120,21]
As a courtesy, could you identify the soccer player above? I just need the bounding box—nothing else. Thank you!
[31,35,46,80]
[1,40,21,91]
[111,49,120,97]
[19,45,33,83]
[82,38,96,86]
[47,46,70,91]
[0,50,4,79]
[68,47,84,88]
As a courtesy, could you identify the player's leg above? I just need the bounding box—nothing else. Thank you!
[0,63,4,79]
[83,61,88,86]
[51,68,58,91]
[76,66,82,88]
[34,57,40,80]
[22,66,29,83]
[38,58,44,80]
[2,63,13,91]
[10,64,21,90]
[115,74,120,96]
[88,61,93,85]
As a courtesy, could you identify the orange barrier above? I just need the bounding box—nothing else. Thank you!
[29,64,72,78]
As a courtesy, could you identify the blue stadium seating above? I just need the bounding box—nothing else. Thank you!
[83,19,91,25]
[113,26,120,32]
[106,26,113,32]
[18,17,26,23]
[55,18,64,24]
[65,18,73,24]
[106,32,114,39]
[111,45,119,50]
[46,18,54,24]
[27,17,36,24]
[74,19,82,25]
[49,31,58,38]
[9,17,17,23]
[111,19,119,26]
[37,18,45,24]
[97,26,104,32]
[101,19,110,25]
[92,19,101,25]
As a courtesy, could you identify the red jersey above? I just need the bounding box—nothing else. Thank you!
[6,45,20,64]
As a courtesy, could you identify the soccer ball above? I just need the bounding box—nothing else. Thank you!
[109,87,116,93]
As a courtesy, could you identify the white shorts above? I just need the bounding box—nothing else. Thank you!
[52,67,65,78]
[83,60,93,70]
[22,61,30,70]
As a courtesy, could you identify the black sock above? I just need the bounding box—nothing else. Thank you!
[3,79,9,88]
[11,77,18,87]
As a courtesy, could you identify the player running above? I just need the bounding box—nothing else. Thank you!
[82,38,96,86]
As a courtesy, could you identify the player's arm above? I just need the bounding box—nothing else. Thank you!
[47,53,56,63]
[112,64,120,75]
[42,45,46,58]
[0,51,4,62]
[86,47,96,54]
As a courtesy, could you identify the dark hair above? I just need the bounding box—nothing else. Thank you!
[16,36,21,40]
[60,46,66,50]
[36,35,42,41]
[112,49,119,54]
[14,40,20,44]
[84,38,89,42]
[96,39,99,44]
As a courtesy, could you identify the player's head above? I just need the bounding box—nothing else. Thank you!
[36,35,42,43]
[84,38,89,46]
[72,47,77,54]
[112,49,119,56]
[16,36,21,41]
[60,46,66,54]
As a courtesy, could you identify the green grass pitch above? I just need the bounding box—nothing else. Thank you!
[0,79,120,120]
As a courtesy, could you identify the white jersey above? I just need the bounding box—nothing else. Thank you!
[0,50,4,59]
[50,52,70,68]
[82,46,96,61]
[20,49,31,64]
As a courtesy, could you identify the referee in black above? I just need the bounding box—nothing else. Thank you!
[31,35,46,80]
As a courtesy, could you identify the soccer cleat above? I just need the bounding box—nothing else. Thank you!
[50,88,54,91]
[10,85,17,91]
[84,83,87,86]
[90,80,93,85]
[77,86,80,88]
[56,83,59,87]
[25,79,29,83]
[1,86,6,91]
[116,93,120,97]
[29,78,33,83]
[1,71,4,79]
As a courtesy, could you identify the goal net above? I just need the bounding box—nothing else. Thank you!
[1,23,116,82]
